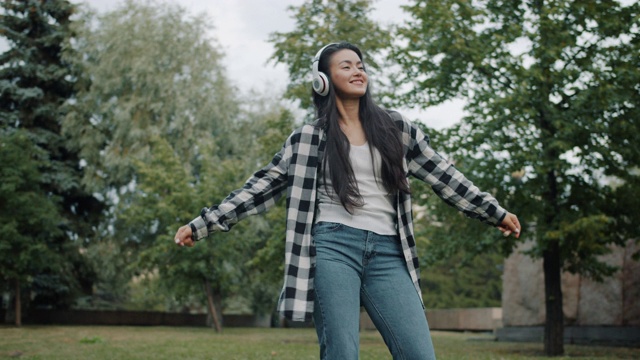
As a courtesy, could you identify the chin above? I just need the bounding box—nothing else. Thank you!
[336,87,368,99]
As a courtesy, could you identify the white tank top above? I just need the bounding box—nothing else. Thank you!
[316,142,397,235]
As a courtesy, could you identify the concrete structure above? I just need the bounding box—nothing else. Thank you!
[499,239,640,345]
[360,307,502,332]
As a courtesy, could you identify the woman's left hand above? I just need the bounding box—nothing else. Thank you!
[174,225,195,247]
[498,212,521,238]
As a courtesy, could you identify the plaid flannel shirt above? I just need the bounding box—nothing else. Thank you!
[189,111,507,322]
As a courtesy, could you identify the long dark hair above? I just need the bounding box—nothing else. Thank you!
[313,42,409,212]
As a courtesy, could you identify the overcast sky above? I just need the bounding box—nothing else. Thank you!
[79,0,465,129]
[0,1,457,128]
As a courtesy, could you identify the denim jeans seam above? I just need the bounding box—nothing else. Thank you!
[314,287,329,359]
[361,286,405,360]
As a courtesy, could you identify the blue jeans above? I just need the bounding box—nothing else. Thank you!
[312,222,436,360]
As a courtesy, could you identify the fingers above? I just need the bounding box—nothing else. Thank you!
[181,238,195,247]
[509,214,521,238]
[499,213,521,239]
[498,226,512,237]
[174,225,195,247]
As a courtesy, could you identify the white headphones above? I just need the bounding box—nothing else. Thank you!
[311,43,337,96]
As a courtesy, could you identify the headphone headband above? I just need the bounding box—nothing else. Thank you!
[313,43,337,63]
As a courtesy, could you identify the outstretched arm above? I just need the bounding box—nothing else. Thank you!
[174,130,295,247]
[397,114,521,237]
[402,119,506,226]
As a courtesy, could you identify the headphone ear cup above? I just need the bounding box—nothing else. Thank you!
[313,71,330,96]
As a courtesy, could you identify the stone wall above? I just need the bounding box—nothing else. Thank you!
[425,307,502,331]
[360,308,502,332]
[502,239,640,327]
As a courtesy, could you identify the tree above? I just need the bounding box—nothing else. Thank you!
[123,136,239,331]
[420,253,504,309]
[63,0,234,306]
[394,0,640,355]
[0,130,62,325]
[268,0,393,111]
[63,0,286,328]
[129,101,295,328]
[63,0,238,192]
[0,0,101,322]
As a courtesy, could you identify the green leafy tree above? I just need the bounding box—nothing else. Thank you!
[123,137,242,331]
[0,0,101,321]
[74,237,131,310]
[63,0,289,328]
[394,0,640,355]
[64,1,241,316]
[129,101,294,328]
[269,0,392,111]
[63,0,238,192]
[421,253,503,309]
[0,130,62,325]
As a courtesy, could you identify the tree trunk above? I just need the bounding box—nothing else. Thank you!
[541,169,565,356]
[543,241,564,356]
[15,278,21,327]
[204,279,222,332]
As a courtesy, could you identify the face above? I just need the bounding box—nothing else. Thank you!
[328,49,368,99]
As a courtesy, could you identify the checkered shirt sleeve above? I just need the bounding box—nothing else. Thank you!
[397,113,507,225]
[189,132,293,239]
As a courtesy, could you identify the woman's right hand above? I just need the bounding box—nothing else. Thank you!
[497,212,521,239]
[174,225,195,247]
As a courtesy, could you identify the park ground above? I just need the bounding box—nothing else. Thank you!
[0,326,638,359]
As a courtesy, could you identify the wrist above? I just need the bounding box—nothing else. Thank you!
[189,207,209,241]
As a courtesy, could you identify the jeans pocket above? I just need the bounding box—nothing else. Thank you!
[312,222,343,236]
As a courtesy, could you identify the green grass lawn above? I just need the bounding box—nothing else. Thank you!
[0,326,638,359]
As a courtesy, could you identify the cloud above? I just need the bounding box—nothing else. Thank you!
[76,0,464,128]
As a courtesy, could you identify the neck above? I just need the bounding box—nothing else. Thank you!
[336,96,360,125]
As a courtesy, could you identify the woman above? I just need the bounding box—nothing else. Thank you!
[174,42,521,359]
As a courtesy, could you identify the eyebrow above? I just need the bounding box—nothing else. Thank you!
[338,60,363,65]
